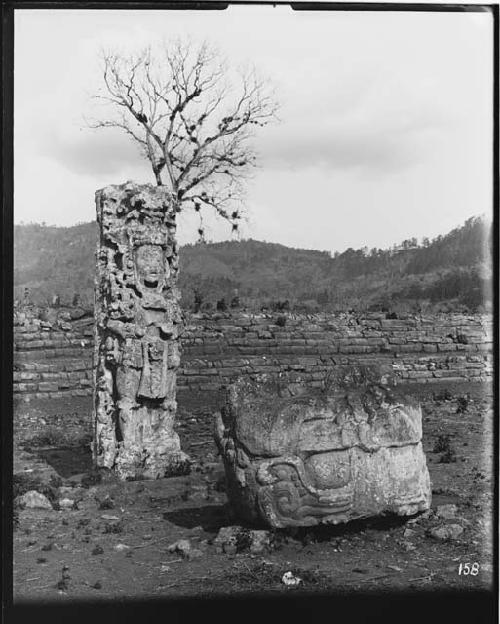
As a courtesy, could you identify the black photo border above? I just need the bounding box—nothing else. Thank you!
[1,2,498,623]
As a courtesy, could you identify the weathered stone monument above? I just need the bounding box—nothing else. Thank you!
[93,182,189,479]
[215,366,431,528]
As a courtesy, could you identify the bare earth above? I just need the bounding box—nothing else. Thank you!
[12,381,494,602]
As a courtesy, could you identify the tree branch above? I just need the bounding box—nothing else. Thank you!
[91,40,279,223]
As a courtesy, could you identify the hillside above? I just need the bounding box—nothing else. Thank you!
[13,216,492,313]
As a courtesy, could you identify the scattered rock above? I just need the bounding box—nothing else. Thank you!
[435,504,458,520]
[103,521,123,534]
[77,518,91,528]
[249,530,272,554]
[403,528,417,539]
[168,539,193,558]
[41,542,55,551]
[56,565,71,591]
[429,524,464,541]
[186,548,204,560]
[69,307,87,320]
[98,495,115,510]
[214,526,272,554]
[114,543,130,552]
[59,498,77,510]
[15,491,53,510]
[214,526,240,554]
[282,571,302,587]
[401,541,416,552]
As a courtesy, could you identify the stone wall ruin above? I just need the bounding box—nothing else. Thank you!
[14,310,493,402]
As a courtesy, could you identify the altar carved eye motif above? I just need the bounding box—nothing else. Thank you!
[216,374,431,528]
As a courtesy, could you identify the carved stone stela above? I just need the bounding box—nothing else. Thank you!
[215,368,431,528]
[94,182,189,479]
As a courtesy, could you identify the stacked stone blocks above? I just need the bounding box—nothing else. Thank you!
[14,310,493,400]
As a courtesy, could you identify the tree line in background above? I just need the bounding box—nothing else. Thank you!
[14,215,492,314]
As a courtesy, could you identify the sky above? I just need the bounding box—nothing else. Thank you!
[14,6,494,253]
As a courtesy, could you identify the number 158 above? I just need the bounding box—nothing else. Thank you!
[458,563,479,576]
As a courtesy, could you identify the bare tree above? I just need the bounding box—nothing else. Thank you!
[90,40,279,237]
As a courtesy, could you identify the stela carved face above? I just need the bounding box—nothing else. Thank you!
[134,244,169,290]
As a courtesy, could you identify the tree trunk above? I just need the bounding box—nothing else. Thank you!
[154,169,163,186]
[93,182,189,479]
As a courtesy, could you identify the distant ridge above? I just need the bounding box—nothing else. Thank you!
[14,216,492,312]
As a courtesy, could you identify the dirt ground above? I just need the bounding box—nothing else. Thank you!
[11,381,494,602]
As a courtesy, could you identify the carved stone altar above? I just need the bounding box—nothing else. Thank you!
[93,182,189,479]
[214,367,431,527]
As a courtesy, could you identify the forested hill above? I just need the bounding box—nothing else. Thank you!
[14,215,492,313]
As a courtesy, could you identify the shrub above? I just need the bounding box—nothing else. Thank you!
[26,426,68,448]
[193,290,203,313]
[433,434,453,453]
[270,300,290,312]
[434,434,457,463]
[80,471,103,488]
[439,447,457,464]
[103,522,123,534]
[433,388,453,402]
[216,298,227,311]
[456,395,470,414]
